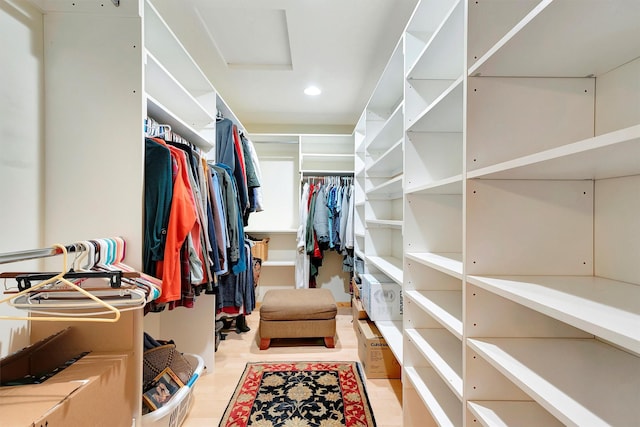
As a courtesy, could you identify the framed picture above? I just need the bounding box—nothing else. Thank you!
[142,367,184,411]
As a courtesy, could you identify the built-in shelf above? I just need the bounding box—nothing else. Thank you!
[468,0,640,78]
[366,255,403,285]
[354,1,640,425]
[144,0,214,105]
[145,52,215,131]
[366,219,403,229]
[366,175,403,199]
[406,77,463,133]
[467,275,640,356]
[245,229,297,234]
[467,401,563,427]
[405,175,463,195]
[468,337,640,427]
[368,138,403,178]
[146,96,213,150]
[405,366,462,427]
[376,320,403,363]
[300,170,354,176]
[368,102,404,153]
[405,253,463,279]
[405,328,462,400]
[405,290,462,339]
[262,260,295,267]
[406,0,463,80]
[467,124,640,180]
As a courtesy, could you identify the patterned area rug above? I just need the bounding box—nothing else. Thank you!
[219,361,377,427]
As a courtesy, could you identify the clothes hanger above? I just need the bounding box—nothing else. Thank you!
[0,244,122,323]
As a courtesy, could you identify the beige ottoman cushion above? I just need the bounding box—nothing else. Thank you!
[260,288,337,321]
[259,288,337,350]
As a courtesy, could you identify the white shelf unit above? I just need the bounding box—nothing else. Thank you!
[245,136,300,294]
[299,134,355,174]
[401,0,465,423]
[357,38,406,366]
[144,0,216,149]
[353,0,640,425]
[463,0,640,425]
[354,115,366,266]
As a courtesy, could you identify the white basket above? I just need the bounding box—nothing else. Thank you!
[141,353,205,427]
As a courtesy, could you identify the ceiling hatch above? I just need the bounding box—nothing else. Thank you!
[194,6,293,70]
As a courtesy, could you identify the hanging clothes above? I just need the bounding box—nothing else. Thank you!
[296,182,311,289]
[143,138,173,276]
[297,176,355,287]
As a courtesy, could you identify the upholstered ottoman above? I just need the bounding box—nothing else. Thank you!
[259,288,337,350]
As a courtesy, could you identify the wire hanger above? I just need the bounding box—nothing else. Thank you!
[0,244,121,323]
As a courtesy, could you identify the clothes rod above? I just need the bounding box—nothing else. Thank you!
[0,245,81,265]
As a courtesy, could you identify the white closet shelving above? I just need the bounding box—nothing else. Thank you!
[354,113,367,264]
[355,0,640,425]
[299,134,355,175]
[359,38,405,362]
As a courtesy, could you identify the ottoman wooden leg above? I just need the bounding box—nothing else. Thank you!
[259,338,271,350]
[324,336,335,348]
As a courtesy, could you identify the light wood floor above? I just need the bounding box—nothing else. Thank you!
[182,306,403,427]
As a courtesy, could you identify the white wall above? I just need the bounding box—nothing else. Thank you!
[0,0,45,357]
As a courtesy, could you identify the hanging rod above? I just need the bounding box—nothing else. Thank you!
[0,245,82,265]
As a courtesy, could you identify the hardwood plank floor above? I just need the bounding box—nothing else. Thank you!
[182,306,403,427]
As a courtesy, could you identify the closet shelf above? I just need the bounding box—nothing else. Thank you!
[367,40,404,118]
[366,219,403,229]
[406,77,463,133]
[467,124,640,180]
[467,275,640,356]
[405,252,463,279]
[375,320,403,363]
[245,229,297,234]
[406,0,464,80]
[365,255,403,285]
[146,96,214,150]
[261,260,295,267]
[300,169,354,176]
[144,0,215,103]
[468,0,640,78]
[404,366,462,427]
[367,138,403,178]
[405,175,463,195]
[467,401,563,427]
[405,0,459,75]
[301,153,354,160]
[405,290,462,340]
[405,328,462,400]
[145,52,215,130]
[366,175,403,199]
[367,102,404,153]
[467,337,640,427]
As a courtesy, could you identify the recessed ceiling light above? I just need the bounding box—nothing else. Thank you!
[304,86,322,96]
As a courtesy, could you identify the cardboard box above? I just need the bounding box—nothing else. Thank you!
[352,296,368,323]
[355,319,401,379]
[0,351,131,427]
[360,274,403,321]
[0,327,77,385]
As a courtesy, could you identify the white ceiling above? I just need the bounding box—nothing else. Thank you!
[150,0,419,134]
